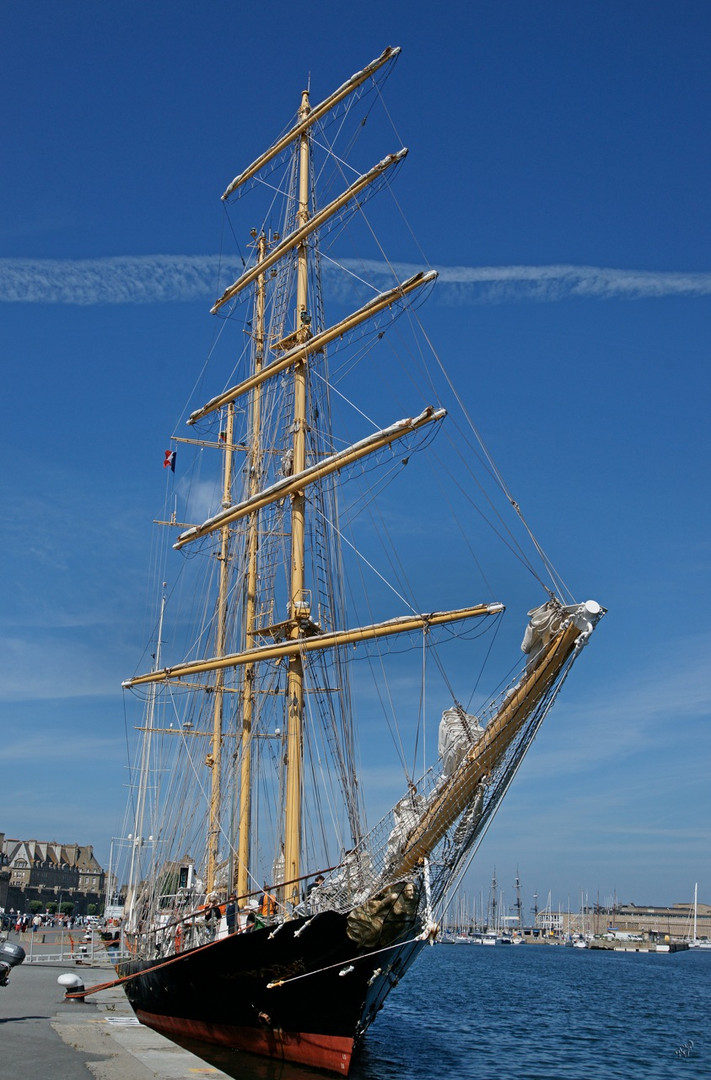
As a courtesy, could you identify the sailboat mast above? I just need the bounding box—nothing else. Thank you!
[284,89,311,907]
[515,869,523,935]
[206,402,235,892]
[236,233,267,900]
[127,586,166,928]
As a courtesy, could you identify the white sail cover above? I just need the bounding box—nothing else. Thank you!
[521,598,603,665]
[438,706,483,778]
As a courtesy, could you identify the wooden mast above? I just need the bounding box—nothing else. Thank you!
[126,586,166,930]
[123,603,505,688]
[211,150,406,315]
[206,399,235,892]
[283,88,311,908]
[235,234,267,900]
[220,46,400,201]
[173,408,445,550]
[187,271,437,426]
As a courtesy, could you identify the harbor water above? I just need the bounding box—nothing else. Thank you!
[178,942,710,1080]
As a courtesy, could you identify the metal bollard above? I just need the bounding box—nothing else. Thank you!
[57,972,85,1001]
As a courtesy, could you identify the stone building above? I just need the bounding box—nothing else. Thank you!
[0,832,105,916]
[604,900,711,939]
[556,898,711,940]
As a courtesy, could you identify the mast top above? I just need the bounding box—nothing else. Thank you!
[220,46,400,200]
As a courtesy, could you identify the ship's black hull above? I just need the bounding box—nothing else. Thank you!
[118,910,426,1074]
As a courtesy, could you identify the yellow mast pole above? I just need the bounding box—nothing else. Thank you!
[189,271,436,425]
[220,47,399,200]
[236,234,266,900]
[174,407,445,550]
[126,585,167,931]
[211,150,406,314]
[283,89,311,908]
[124,602,504,687]
[206,401,234,893]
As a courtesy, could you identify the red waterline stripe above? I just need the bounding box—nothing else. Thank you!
[137,1009,355,1074]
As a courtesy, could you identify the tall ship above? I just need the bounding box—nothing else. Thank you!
[110,47,604,1075]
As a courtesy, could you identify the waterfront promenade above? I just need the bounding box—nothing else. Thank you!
[0,932,232,1080]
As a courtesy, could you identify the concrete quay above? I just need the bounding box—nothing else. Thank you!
[0,955,232,1080]
[588,939,689,953]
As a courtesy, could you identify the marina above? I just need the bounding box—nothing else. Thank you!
[439,877,711,952]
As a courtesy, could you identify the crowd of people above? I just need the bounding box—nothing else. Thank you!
[2,910,98,933]
[3,873,330,949]
[198,874,326,939]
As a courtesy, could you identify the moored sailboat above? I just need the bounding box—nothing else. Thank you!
[688,883,711,948]
[106,47,604,1075]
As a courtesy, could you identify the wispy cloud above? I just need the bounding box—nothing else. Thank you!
[430,263,711,303]
[0,255,233,305]
[2,255,711,305]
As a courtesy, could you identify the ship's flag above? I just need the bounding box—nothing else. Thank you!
[163,450,176,472]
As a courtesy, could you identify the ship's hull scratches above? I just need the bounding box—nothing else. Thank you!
[119,910,426,1075]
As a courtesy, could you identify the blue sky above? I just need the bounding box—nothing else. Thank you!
[1,1,709,914]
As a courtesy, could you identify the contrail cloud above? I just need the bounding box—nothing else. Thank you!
[0,255,232,305]
[1,255,711,305]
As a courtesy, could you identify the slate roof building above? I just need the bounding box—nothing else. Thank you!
[0,831,105,915]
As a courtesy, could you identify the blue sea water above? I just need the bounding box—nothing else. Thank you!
[354,944,709,1080]
[184,943,710,1080]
